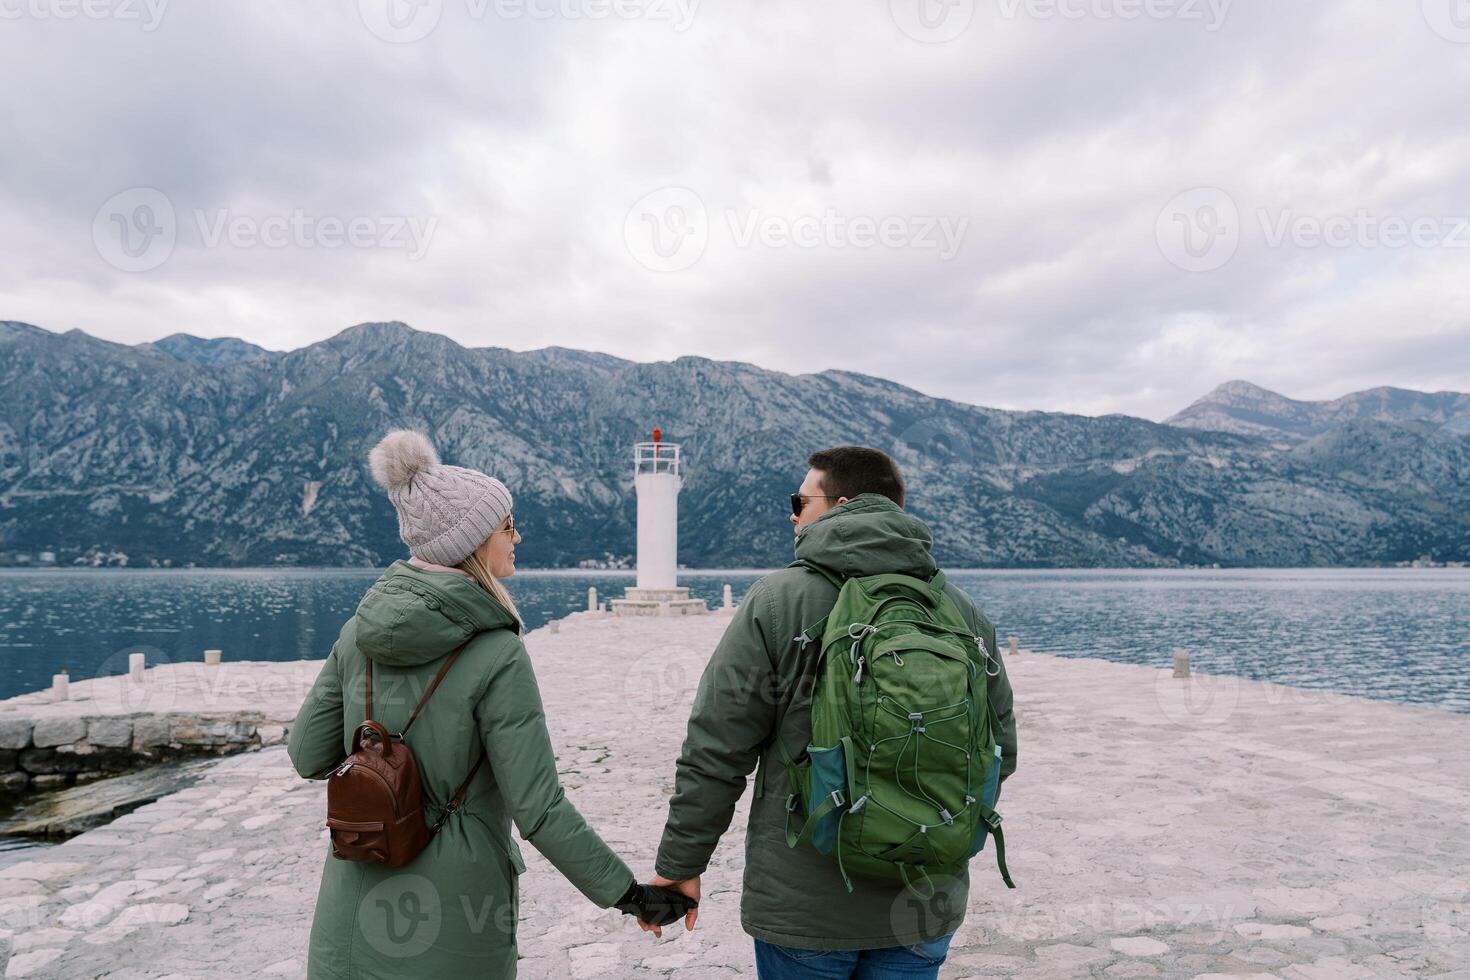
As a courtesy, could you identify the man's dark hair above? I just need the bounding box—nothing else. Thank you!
[807,446,905,508]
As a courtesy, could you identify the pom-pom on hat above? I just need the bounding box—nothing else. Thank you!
[368,429,513,566]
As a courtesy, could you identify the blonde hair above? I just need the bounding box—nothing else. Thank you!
[457,550,523,626]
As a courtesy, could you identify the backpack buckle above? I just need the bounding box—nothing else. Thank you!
[786,794,799,813]
[830,790,845,808]
[984,810,1003,830]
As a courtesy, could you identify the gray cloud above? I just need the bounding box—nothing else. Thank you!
[2,0,1467,420]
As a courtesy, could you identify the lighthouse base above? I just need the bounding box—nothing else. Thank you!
[609,587,708,617]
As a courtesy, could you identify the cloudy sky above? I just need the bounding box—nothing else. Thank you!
[3,0,1468,420]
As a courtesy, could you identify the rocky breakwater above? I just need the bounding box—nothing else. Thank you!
[0,660,324,835]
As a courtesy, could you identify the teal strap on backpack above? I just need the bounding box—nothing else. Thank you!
[785,786,846,849]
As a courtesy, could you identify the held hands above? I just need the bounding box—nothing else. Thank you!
[642,874,700,935]
[615,880,700,939]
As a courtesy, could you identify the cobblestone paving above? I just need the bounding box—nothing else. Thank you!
[2,611,1467,978]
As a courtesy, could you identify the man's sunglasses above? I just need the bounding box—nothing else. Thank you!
[791,493,842,517]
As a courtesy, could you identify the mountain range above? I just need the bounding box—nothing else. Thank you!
[1167,380,1470,441]
[2,320,1467,569]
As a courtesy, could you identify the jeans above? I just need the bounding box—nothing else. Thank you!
[753,934,954,980]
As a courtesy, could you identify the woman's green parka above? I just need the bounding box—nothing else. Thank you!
[287,561,633,978]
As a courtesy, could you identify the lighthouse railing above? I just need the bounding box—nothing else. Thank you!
[634,441,681,476]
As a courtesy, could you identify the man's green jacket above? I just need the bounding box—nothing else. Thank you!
[655,494,1018,950]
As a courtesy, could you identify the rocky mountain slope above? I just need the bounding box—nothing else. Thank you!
[1168,380,1470,441]
[2,321,1466,568]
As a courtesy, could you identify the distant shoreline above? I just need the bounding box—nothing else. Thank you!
[1,565,1466,575]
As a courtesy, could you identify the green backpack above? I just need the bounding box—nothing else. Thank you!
[780,560,1015,897]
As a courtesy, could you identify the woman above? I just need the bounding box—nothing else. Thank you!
[288,429,692,978]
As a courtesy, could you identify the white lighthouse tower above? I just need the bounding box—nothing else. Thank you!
[609,427,707,617]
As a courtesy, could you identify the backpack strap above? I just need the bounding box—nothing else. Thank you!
[401,641,471,737]
[979,804,1016,889]
[430,752,485,835]
[784,785,846,850]
[363,640,486,835]
[364,656,373,723]
[362,640,471,735]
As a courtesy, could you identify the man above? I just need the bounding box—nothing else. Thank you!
[650,446,1018,978]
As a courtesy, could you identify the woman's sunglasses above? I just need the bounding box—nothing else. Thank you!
[791,494,841,517]
[491,516,517,534]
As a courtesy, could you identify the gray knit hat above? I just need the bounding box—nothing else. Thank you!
[368,429,513,566]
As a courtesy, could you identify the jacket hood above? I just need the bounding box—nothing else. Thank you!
[352,560,519,667]
[792,493,938,580]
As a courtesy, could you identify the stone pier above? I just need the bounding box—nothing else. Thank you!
[0,614,1467,978]
[0,662,320,797]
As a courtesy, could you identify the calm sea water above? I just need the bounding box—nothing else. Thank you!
[0,567,1466,712]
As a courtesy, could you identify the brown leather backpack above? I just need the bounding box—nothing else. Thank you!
[325,642,484,867]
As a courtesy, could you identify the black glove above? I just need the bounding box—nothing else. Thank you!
[614,881,699,927]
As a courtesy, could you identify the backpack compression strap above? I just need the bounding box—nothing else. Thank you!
[980,804,1016,888]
